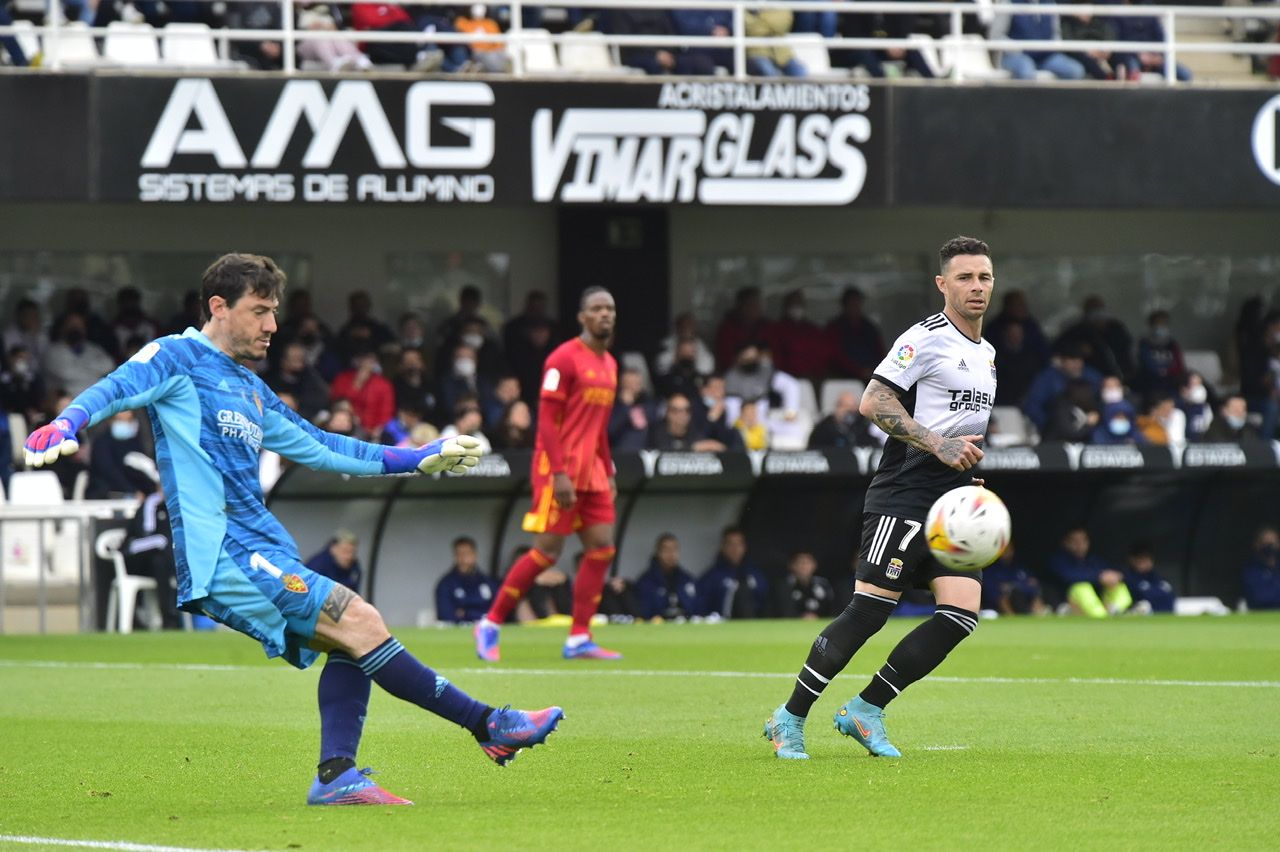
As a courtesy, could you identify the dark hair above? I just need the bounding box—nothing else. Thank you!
[579,285,611,310]
[1128,540,1153,558]
[655,532,678,549]
[200,253,286,322]
[722,525,744,540]
[939,236,991,272]
[453,535,477,550]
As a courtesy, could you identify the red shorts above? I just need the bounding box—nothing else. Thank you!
[522,480,615,536]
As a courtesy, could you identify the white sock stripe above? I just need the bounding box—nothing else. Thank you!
[796,678,821,696]
[803,665,830,684]
[939,611,976,633]
[885,663,898,674]
[874,672,901,694]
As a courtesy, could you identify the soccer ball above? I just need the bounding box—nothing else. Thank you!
[925,485,1011,571]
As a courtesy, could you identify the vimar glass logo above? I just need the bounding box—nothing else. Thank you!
[532,82,873,205]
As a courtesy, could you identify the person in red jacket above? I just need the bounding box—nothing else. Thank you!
[473,288,622,662]
[330,350,395,442]
[771,289,831,381]
[350,1,470,70]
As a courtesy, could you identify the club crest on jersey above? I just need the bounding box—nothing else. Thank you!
[989,358,998,379]
[282,573,308,593]
[895,344,916,368]
[886,558,904,580]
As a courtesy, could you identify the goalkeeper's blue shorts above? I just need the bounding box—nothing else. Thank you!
[192,547,336,670]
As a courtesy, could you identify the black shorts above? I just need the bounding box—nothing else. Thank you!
[854,512,983,593]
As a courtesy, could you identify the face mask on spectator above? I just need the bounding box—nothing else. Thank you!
[1102,387,1124,405]
[702,395,717,409]
[1259,544,1279,560]
[1185,385,1207,405]
[786,306,805,322]
[11,359,32,380]
[1225,414,1246,430]
[1151,325,1170,341]
[739,360,760,374]
[1108,417,1131,436]
[402,336,423,348]
[111,420,139,441]
[454,358,477,378]
[462,332,485,350]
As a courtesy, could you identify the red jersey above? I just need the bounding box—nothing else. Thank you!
[535,338,617,493]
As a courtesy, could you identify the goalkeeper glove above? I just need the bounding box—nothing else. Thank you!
[24,407,89,469]
[382,434,485,476]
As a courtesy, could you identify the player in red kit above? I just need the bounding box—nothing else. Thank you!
[474,287,623,661]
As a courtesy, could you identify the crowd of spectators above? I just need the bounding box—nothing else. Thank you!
[9,0,1263,82]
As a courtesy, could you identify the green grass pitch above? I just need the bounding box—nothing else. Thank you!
[1,615,1278,851]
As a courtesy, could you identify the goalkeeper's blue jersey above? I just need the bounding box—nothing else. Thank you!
[70,328,384,605]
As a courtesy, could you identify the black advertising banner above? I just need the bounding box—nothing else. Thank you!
[893,87,1280,208]
[0,75,89,201]
[92,76,888,206]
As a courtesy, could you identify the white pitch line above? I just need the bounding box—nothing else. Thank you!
[1,660,1277,689]
[0,834,264,852]
[919,745,970,751]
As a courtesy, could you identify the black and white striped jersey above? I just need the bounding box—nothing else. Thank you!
[863,311,997,519]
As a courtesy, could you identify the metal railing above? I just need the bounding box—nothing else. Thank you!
[2,0,1279,83]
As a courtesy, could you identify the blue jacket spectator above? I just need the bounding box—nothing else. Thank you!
[88,411,158,499]
[1242,527,1280,610]
[1022,347,1102,432]
[697,527,769,618]
[1050,527,1132,617]
[990,0,1086,80]
[305,530,363,593]
[606,9,716,76]
[1110,0,1192,81]
[635,534,699,620]
[1091,398,1146,445]
[434,536,495,623]
[981,546,1045,614]
[609,367,658,453]
[1049,530,1112,587]
[1123,545,1176,613]
[671,8,734,70]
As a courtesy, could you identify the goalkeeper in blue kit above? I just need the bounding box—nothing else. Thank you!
[25,254,563,805]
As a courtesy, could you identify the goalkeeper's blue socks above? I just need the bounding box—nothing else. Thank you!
[358,637,493,740]
[317,651,370,782]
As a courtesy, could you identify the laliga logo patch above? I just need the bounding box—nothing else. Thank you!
[282,573,309,593]
[895,343,916,368]
[886,557,904,580]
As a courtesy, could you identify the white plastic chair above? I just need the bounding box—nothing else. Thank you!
[908,33,946,78]
[559,32,635,75]
[820,379,866,415]
[788,33,850,78]
[988,405,1034,447]
[518,28,560,74]
[103,21,161,66]
[42,21,100,68]
[10,20,40,61]
[161,22,221,67]
[767,408,814,450]
[620,351,654,396]
[940,34,1011,80]
[795,378,820,421]
[4,471,66,585]
[97,527,161,634]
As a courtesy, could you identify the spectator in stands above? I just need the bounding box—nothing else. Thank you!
[305,529,363,593]
[381,398,429,447]
[503,291,551,368]
[504,545,572,622]
[438,342,497,426]
[671,6,734,72]
[826,287,886,383]
[1241,526,1280,610]
[1022,343,1102,433]
[609,366,657,452]
[330,350,396,442]
[1056,295,1135,382]
[1092,375,1145,445]
[987,291,1050,406]
[605,8,716,75]
[833,1,938,78]
[511,317,556,410]
[454,317,506,385]
[297,4,375,71]
[350,1,458,70]
[1043,377,1101,442]
[635,532,699,621]
[490,399,534,451]
[696,373,746,451]
[338,291,395,359]
[599,574,639,622]
[981,542,1046,615]
[1136,392,1186,448]
[724,342,799,413]
[110,288,159,360]
[265,341,330,422]
[88,410,157,499]
[435,536,495,624]
[39,391,90,499]
[775,550,836,620]
[1,345,46,426]
[397,312,428,355]
[0,0,28,67]
[990,0,1086,80]
[43,313,115,398]
[1178,372,1214,442]
[1237,301,1270,413]
[439,285,497,353]
[649,392,727,452]
[1050,527,1132,617]
[656,312,716,379]
[1123,541,1175,614]
[226,0,285,69]
[52,289,117,361]
[1111,0,1192,81]
[122,486,184,629]
[698,526,770,618]
[986,290,1050,364]
[163,290,202,337]
[1203,394,1261,443]
[284,314,342,382]
[455,4,508,72]
[715,287,771,371]
[4,298,49,365]
[1060,8,1118,79]
[656,336,709,402]
[734,397,770,451]
[391,347,438,424]
[440,396,492,455]
[745,7,807,77]
[1135,310,1187,396]
[487,374,521,428]
[808,390,876,449]
[318,403,364,440]
[770,290,829,381]
[276,290,332,350]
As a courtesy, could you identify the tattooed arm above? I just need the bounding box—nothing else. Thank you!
[859,378,984,471]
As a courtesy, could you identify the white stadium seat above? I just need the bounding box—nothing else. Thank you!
[788,33,850,79]
[10,19,40,61]
[96,527,161,634]
[518,28,560,74]
[42,21,100,68]
[103,21,161,66]
[559,32,637,75]
[940,34,1011,80]
[161,22,222,67]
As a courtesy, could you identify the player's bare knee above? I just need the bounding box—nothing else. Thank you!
[316,586,390,657]
[533,535,565,562]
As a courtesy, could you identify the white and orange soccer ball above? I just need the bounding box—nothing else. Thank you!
[925,485,1011,571]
